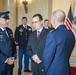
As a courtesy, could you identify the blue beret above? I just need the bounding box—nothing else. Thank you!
[0,11,10,19]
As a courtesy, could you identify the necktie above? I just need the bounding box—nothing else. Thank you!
[24,25,27,29]
[37,31,40,40]
[4,30,9,38]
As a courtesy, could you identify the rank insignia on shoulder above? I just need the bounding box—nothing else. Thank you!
[50,29,55,33]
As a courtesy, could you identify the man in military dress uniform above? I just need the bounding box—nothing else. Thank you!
[5,16,16,75]
[44,19,54,31]
[6,27,16,75]
[0,11,14,75]
[15,17,32,75]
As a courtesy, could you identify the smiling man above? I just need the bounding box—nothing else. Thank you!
[27,14,49,75]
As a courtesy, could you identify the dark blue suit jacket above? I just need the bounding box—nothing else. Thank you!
[0,28,11,71]
[42,25,75,75]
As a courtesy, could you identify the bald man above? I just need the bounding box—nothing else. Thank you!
[42,10,75,75]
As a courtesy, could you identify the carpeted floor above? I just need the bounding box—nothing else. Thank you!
[70,67,76,75]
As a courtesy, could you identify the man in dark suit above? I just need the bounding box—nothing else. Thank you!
[42,10,75,75]
[27,14,49,75]
[15,17,32,75]
[0,11,14,75]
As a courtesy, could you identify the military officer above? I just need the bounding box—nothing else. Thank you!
[0,11,14,75]
[44,19,54,31]
[5,17,16,75]
[15,17,32,75]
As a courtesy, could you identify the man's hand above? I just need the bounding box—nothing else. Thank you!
[6,57,15,65]
[32,54,38,62]
[32,54,42,64]
[36,58,42,64]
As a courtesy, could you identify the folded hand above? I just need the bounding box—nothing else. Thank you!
[6,57,15,65]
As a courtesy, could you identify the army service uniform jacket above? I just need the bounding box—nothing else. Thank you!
[15,25,32,49]
[0,28,11,71]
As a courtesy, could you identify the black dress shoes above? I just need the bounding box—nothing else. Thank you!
[18,71,21,75]
[24,70,32,73]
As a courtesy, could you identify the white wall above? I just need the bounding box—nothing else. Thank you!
[17,0,52,30]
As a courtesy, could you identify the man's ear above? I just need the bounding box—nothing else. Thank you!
[41,20,43,25]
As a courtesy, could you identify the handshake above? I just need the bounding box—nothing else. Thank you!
[32,54,42,64]
[6,57,15,65]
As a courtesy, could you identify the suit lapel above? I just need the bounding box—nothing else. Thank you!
[3,31,9,42]
[33,31,37,44]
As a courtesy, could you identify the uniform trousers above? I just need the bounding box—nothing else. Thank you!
[0,69,13,75]
[6,69,13,75]
[0,71,7,75]
[18,49,29,72]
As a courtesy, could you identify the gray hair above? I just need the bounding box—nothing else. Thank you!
[52,10,66,22]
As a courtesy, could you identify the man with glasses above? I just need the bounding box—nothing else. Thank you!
[27,14,49,75]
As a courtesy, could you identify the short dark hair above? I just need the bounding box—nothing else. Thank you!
[44,19,49,22]
[32,14,43,21]
[22,17,27,20]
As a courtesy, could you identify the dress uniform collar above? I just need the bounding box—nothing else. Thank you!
[55,24,65,29]
[45,26,48,29]
[23,24,27,29]
[0,27,5,31]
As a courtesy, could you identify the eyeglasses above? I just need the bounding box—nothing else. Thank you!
[32,21,40,24]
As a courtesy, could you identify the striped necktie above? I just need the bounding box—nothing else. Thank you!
[4,30,9,38]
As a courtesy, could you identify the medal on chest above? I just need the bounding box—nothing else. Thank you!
[19,28,24,35]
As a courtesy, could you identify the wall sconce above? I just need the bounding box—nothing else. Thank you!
[22,0,28,14]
